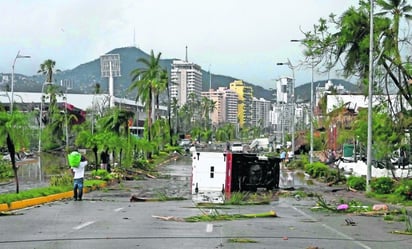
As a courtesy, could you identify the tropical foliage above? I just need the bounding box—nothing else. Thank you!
[300,0,412,164]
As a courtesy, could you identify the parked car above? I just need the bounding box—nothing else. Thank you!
[231,142,243,152]
[179,139,192,147]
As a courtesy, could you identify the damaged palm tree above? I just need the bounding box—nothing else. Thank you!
[0,111,30,193]
[153,208,277,222]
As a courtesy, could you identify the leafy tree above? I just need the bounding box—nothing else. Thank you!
[0,112,30,193]
[129,50,165,149]
[38,59,60,84]
[300,0,412,163]
[354,106,400,166]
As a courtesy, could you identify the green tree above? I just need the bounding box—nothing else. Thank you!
[376,0,412,63]
[0,112,30,193]
[354,105,400,169]
[129,50,164,146]
[38,59,60,84]
[301,1,412,163]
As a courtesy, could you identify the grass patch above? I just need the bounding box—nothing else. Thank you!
[0,186,72,206]
[0,179,107,205]
[225,191,274,205]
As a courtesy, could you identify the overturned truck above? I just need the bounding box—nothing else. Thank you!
[191,151,280,204]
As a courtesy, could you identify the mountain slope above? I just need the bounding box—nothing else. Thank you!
[12,46,359,101]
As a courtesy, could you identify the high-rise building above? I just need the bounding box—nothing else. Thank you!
[252,97,271,129]
[202,87,238,126]
[229,80,253,128]
[273,77,294,145]
[170,60,202,107]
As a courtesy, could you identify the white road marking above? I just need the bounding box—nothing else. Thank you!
[114,207,124,212]
[206,223,213,233]
[73,221,95,230]
[291,205,372,249]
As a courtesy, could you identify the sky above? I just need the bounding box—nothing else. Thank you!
[1,0,360,89]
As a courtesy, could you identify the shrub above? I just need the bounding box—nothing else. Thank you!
[347,176,366,191]
[371,177,394,194]
[394,179,412,200]
[91,169,113,181]
[0,160,13,180]
[132,158,152,171]
[305,162,330,179]
[287,159,305,170]
[49,173,73,187]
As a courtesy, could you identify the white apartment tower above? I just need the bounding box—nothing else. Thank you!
[170,60,203,106]
[252,97,271,129]
[274,77,294,144]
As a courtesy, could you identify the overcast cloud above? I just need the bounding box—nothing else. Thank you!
[1,0,360,89]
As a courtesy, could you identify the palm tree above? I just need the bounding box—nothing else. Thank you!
[376,0,412,62]
[38,60,61,128]
[101,108,135,136]
[170,97,179,136]
[0,111,30,193]
[38,59,60,83]
[129,50,164,144]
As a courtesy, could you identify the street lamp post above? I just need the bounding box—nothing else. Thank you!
[366,0,374,192]
[309,57,314,164]
[276,59,296,156]
[62,81,72,152]
[291,39,314,164]
[11,50,31,113]
[38,82,52,153]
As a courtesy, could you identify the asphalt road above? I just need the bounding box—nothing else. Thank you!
[1,158,411,249]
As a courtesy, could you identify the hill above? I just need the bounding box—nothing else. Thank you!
[7,46,359,101]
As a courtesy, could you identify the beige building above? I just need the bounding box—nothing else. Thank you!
[202,87,238,126]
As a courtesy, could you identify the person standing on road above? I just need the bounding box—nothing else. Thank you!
[100,150,108,170]
[71,155,88,201]
[280,150,286,169]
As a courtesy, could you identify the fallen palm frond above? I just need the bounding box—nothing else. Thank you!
[185,210,277,222]
[312,195,336,212]
[152,215,185,222]
[312,195,372,213]
[356,210,392,216]
[390,230,412,235]
[228,238,258,243]
[152,210,277,222]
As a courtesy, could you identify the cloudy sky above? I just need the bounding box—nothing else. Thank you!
[1,0,360,89]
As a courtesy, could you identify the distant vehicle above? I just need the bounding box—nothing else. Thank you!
[129,126,144,138]
[250,138,270,151]
[179,139,192,147]
[231,142,243,152]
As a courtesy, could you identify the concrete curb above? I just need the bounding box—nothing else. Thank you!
[0,155,177,213]
[0,182,107,212]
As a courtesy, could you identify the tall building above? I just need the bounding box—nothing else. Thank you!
[273,77,294,144]
[229,80,253,128]
[202,87,238,126]
[252,97,271,129]
[224,88,239,124]
[170,60,203,106]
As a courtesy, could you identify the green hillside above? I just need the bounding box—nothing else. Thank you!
[9,46,359,101]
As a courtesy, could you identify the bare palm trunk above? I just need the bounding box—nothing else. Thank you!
[7,134,19,193]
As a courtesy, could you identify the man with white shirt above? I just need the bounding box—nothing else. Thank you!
[71,155,88,201]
